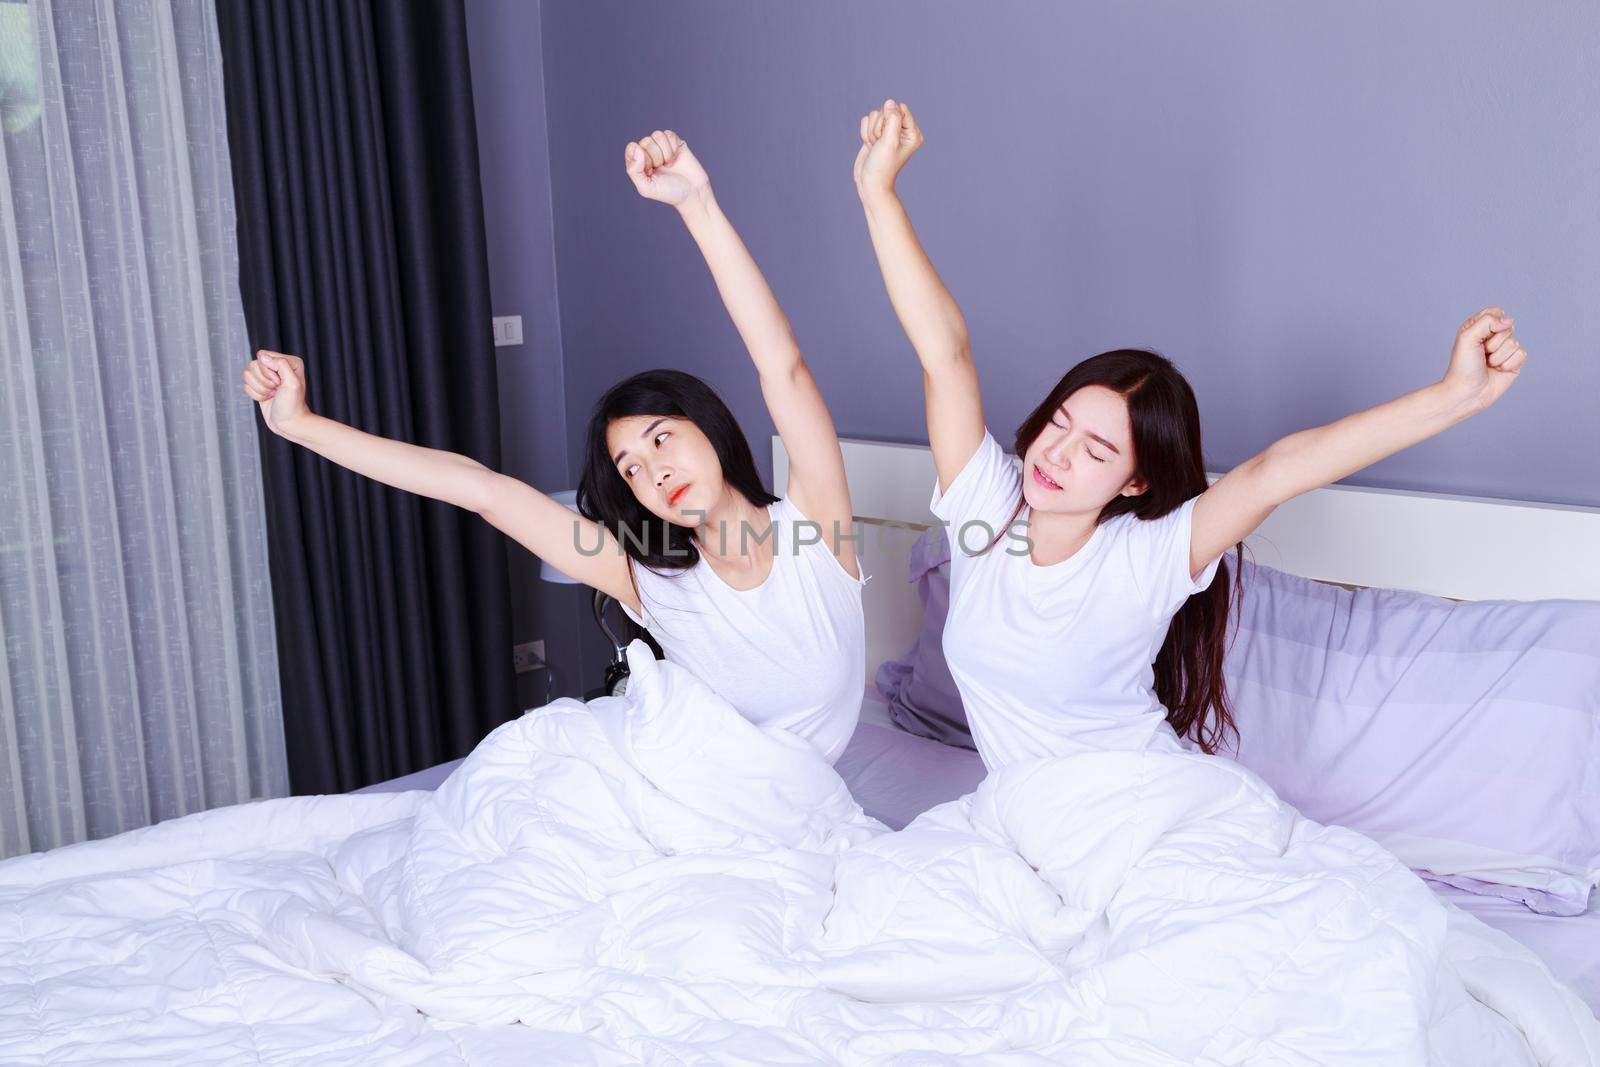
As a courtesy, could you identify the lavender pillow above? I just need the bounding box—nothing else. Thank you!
[1223,559,1600,914]
[874,525,975,750]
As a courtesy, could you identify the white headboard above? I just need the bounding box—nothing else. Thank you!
[774,435,1600,690]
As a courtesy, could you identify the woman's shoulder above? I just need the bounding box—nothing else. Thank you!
[770,494,822,542]
[1097,496,1203,569]
[628,553,701,596]
[769,495,820,555]
[1105,494,1201,531]
[771,495,868,588]
[930,428,1023,541]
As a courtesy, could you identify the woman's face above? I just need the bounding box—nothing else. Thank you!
[1020,385,1146,515]
[605,415,725,524]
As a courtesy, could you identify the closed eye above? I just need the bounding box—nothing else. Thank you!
[1052,412,1105,460]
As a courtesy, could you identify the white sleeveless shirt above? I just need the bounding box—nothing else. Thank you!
[618,496,868,764]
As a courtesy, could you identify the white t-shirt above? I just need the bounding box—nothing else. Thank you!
[619,496,868,764]
[930,428,1221,770]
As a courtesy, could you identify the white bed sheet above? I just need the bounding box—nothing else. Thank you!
[358,688,1599,1017]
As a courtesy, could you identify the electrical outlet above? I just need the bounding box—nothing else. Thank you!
[512,639,546,674]
[492,315,524,347]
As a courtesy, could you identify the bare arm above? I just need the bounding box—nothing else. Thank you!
[853,100,984,493]
[475,474,640,613]
[271,410,492,510]
[626,130,856,576]
[244,351,638,611]
[1191,308,1528,577]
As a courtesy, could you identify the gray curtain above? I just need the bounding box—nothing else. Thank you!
[0,0,287,858]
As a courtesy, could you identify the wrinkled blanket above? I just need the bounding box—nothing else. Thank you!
[2,642,1596,1065]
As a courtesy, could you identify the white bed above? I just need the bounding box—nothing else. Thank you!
[9,430,1588,1063]
[358,686,980,831]
[364,685,1600,1014]
[359,432,1600,1017]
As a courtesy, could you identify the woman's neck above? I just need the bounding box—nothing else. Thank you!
[1025,505,1099,566]
[692,489,770,563]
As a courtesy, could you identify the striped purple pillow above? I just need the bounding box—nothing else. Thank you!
[1222,560,1600,915]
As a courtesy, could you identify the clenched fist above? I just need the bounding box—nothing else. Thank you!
[624,129,710,208]
[854,99,922,199]
[1443,306,1527,410]
[241,349,311,437]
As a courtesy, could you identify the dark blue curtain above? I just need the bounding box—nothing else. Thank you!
[215,0,516,793]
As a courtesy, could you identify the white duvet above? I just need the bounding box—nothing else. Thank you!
[2,643,1596,1066]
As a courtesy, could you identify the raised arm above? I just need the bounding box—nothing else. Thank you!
[1190,307,1528,577]
[243,350,638,611]
[854,99,983,494]
[625,130,856,576]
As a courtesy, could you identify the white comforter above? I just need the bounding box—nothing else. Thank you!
[2,643,1596,1066]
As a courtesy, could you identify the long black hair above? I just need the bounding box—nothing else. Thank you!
[1005,349,1244,755]
[576,369,778,579]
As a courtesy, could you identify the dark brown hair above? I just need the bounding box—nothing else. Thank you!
[1006,349,1243,754]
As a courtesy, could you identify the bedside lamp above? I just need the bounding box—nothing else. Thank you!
[538,489,639,697]
[539,490,584,586]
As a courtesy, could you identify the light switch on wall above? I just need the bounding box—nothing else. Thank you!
[492,315,524,347]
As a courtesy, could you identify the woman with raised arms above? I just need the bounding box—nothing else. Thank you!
[851,98,1526,769]
[243,128,867,763]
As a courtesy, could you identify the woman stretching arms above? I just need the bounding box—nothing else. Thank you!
[243,128,866,763]
[852,98,1526,768]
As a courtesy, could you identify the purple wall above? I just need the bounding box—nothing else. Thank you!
[537,0,1598,504]
[465,0,597,701]
[471,0,1600,688]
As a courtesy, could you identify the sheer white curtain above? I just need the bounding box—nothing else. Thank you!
[0,0,287,858]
